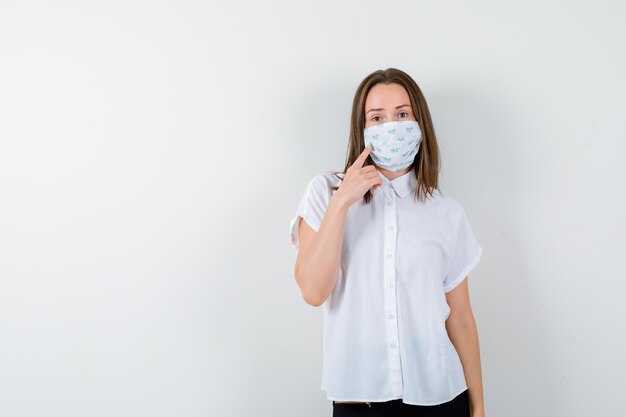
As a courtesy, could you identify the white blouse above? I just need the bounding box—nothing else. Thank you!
[289,168,483,406]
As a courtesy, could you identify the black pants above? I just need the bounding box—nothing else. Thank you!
[332,389,469,417]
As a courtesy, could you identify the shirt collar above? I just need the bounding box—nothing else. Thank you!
[372,169,418,199]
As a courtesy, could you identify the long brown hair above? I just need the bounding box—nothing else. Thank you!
[330,68,441,203]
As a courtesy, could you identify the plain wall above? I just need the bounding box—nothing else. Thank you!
[1,1,625,416]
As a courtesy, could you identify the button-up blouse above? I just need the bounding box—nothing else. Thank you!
[289,168,483,406]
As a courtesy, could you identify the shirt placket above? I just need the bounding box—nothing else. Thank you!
[383,184,403,396]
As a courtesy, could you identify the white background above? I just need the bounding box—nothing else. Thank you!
[1,1,625,416]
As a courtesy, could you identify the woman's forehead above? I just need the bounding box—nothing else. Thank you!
[365,83,410,108]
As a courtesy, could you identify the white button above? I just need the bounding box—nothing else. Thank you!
[387,313,394,319]
[386,281,393,288]
[387,201,392,206]
[390,342,397,348]
[387,225,394,231]
[386,253,393,259]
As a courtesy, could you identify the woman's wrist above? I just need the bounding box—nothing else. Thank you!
[470,407,485,417]
[329,190,351,212]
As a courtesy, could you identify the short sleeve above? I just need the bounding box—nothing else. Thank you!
[289,174,331,250]
[443,204,483,293]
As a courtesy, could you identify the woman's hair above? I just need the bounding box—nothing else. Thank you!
[330,67,441,203]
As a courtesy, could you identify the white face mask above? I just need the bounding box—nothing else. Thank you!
[363,120,422,172]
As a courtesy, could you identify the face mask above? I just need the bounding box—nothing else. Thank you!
[363,120,422,172]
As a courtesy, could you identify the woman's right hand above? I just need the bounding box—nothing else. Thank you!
[334,146,383,208]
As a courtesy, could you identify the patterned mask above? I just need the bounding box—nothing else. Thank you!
[363,120,422,172]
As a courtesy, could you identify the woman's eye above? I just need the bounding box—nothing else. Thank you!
[372,116,381,121]
[400,112,409,118]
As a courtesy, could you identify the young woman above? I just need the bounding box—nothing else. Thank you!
[289,68,485,417]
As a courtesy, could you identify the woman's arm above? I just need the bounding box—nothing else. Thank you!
[293,194,350,306]
[445,277,485,417]
[293,147,381,307]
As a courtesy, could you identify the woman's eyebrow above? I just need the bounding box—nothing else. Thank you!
[366,104,411,114]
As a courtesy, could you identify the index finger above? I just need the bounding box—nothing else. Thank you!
[352,146,372,169]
